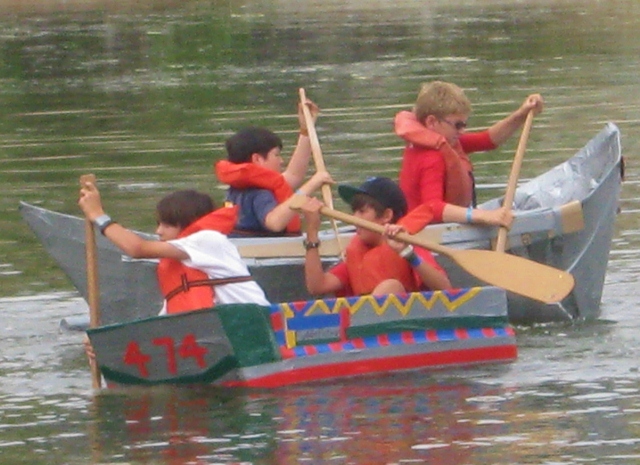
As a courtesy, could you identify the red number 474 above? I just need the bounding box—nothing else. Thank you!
[123,334,208,377]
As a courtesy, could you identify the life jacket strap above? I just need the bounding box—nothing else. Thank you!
[164,275,254,302]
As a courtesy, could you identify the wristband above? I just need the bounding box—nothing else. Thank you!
[399,245,414,259]
[466,206,473,224]
[300,128,309,136]
[406,252,423,268]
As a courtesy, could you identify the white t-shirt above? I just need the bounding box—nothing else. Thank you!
[161,230,270,310]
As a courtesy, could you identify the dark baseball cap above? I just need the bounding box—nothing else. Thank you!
[338,176,408,220]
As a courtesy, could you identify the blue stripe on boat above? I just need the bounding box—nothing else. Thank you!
[286,314,341,330]
[285,326,509,359]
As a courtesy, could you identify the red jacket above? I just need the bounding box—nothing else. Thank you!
[395,111,495,221]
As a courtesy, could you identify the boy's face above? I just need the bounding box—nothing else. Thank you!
[253,146,283,172]
[156,222,181,241]
[426,113,468,145]
[353,204,390,246]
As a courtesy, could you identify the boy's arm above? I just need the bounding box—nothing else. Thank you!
[385,225,451,291]
[411,252,451,290]
[78,181,188,260]
[281,100,320,189]
[487,94,543,146]
[299,196,344,295]
[101,224,188,260]
[441,203,513,227]
[263,171,334,232]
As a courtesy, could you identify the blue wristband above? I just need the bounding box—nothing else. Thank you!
[407,252,423,268]
[466,206,473,223]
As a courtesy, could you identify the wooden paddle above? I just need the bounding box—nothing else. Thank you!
[495,110,535,252]
[290,195,574,304]
[298,87,344,256]
[80,174,102,389]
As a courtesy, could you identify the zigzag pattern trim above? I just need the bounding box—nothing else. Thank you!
[273,287,482,319]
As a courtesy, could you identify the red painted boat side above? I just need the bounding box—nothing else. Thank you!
[222,344,518,388]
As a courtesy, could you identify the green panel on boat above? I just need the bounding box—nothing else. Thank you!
[214,303,281,367]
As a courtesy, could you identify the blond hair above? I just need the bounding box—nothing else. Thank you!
[414,81,472,122]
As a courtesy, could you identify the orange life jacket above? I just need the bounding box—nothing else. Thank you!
[343,203,437,295]
[157,206,252,314]
[214,160,301,233]
[395,111,473,207]
[345,236,418,295]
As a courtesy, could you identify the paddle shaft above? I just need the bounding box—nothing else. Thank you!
[299,87,344,254]
[304,200,574,304]
[80,174,102,389]
[317,204,450,255]
[298,88,332,206]
[495,110,534,252]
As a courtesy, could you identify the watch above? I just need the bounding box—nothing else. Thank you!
[93,214,116,235]
[303,239,321,251]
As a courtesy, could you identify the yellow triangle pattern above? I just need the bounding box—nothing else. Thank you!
[278,288,483,319]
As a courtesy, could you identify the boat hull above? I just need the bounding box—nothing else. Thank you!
[88,287,516,388]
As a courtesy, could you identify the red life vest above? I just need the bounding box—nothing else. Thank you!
[157,206,251,314]
[214,160,301,233]
[345,237,418,296]
[343,203,438,295]
[394,111,474,207]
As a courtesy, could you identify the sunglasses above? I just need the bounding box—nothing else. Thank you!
[440,119,468,131]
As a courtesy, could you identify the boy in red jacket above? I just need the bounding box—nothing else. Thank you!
[396,80,543,226]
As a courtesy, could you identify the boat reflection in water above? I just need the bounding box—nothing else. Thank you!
[90,376,527,464]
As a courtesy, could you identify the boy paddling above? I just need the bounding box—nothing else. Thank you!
[395,80,543,226]
[215,98,333,236]
[297,177,451,297]
[78,182,269,313]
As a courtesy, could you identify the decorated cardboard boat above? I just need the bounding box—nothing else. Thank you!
[88,286,516,388]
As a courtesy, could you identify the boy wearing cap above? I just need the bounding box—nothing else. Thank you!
[214,99,333,237]
[299,177,451,297]
[395,80,543,227]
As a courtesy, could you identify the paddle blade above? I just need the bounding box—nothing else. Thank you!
[449,249,574,304]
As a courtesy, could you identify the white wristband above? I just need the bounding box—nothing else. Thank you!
[399,245,414,258]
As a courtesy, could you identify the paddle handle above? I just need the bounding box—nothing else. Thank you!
[299,88,333,207]
[299,88,344,256]
[495,110,534,252]
[80,174,102,389]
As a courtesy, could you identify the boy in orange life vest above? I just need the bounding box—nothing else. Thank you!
[299,177,451,297]
[78,182,270,314]
[215,100,333,236]
[395,80,543,226]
